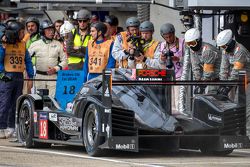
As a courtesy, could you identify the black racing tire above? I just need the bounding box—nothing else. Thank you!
[200,148,233,156]
[83,103,105,156]
[17,99,51,148]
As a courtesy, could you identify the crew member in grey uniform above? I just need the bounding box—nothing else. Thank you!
[179,28,222,114]
[216,29,250,94]
[216,29,250,139]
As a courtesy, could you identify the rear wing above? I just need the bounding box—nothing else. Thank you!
[102,69,247,107]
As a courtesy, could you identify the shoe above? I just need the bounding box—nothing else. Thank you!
[5,128,15,138]
[0,129,6,139]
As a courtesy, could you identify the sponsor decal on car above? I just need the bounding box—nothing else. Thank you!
[136,69,172,81]
[208,113,222,123]
[39,113,48,139]
[49,113,57,122]
[224,143,243,149]
[33,112,37,123]
[58,117,78,131]
[137,69,167,77]
[115,144,136,150]
[104,109,111,113]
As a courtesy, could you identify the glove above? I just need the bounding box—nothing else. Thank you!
[194,85,206,94]
[0,73,12,82]
[217,86,232,96]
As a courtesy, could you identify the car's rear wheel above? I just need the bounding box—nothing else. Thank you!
[83,104,105,156]
[18,99,51,148]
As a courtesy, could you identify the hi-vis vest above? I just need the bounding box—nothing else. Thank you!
[119,31,130,68]
[120,31,130,51]
[143,40,159,59]
[135,40,159,69]
[4,41,26,72]
[134,40,159,69]
[88,39,113,73]
[69,29,92,64]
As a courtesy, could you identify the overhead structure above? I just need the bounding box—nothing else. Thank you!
[10,0,154,11]
[187,0,250,10]
[13,0,154,4]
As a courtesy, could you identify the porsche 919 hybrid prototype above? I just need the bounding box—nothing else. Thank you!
[16,69,249,156]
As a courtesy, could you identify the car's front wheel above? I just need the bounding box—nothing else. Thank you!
[17,99,50,148]
[83,103,105,156]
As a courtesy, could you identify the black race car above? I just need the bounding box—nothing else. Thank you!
[16,69,250,156]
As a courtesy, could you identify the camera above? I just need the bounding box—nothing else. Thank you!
[127,35,145,57]
[162,49,174,69]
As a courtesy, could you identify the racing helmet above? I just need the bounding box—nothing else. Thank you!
[25,17,40,28]
[4,17,16,27]
[184,28,200,42]
[91,22,107,35]
[125,17,140,28]
[6,21,25,43]
[216,29,233,47]
[77,9,91,20]
[60,21,74,36]
[104,15,119,26]
[160,23,175,36]
[139,21,154,32]
[7,21,25,33]
[40,20,54,35]
[40,20,54,30]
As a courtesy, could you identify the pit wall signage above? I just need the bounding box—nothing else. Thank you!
[136,69,174,81]
[55,70,84,112]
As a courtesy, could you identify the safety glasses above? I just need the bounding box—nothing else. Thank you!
[186,40,197,47]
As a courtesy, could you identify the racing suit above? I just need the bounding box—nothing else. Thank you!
[158,38,185,115]
[0,42,34,132]
[220,41,250,105]
[220,41,250,136]
[28,38,67,97]
[179,42,222,114]
[82,39,116,83]
[220,42,249,80]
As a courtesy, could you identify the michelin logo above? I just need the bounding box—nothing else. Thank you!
[208,113,222,123]
[224,143,243,149]
[115,144,135,150]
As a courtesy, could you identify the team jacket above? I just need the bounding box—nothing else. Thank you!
[28,38,67,72]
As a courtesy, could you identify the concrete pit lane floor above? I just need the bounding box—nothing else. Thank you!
[1,138,250,167]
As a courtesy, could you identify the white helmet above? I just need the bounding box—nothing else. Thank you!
[216,29,233,47]
[184,28,200,42]
[60,21,74,36]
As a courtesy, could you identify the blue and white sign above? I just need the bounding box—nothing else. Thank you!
[55,70,84,112]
